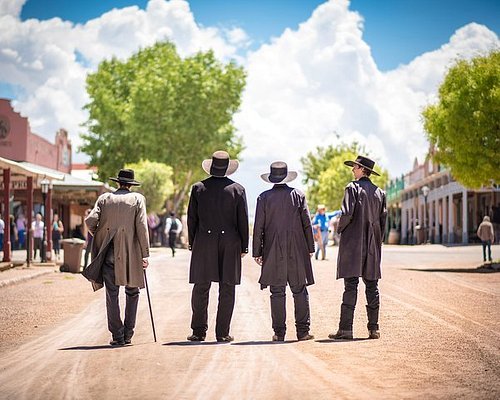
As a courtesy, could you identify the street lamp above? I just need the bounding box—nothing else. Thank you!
[421,185,430,243]
[40,178,50,263]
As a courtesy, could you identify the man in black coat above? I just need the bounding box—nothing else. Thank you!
[187,151,249,342]
[253,162,315,342]
[329,156,387,341]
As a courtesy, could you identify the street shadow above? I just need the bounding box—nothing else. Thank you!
[163,341,221,346]
[231,340,295,346]
[59,345,126,351]
[404,266,500,274]
[315,338,370,343]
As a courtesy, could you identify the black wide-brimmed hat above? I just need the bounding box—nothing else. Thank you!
[344,155,380,176]
[109,169,141,186]
[202,150,239,177]
[261,161,297,184]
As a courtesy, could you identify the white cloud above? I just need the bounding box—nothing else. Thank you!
[234,0,499,207]
[0,0,247,157]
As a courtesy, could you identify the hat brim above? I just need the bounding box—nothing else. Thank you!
[109,177,141,186]
[344,160,380,176]
[260,171,298,184]
[202,159,239,177]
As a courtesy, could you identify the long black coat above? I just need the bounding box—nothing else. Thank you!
[253,184,315,288]
[337,177,387,280]
[188,176,249,285]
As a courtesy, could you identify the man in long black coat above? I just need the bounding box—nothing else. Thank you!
[329,156,387,340]
[187,151,249,342]
[253,162,315,341]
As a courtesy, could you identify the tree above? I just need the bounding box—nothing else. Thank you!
[81,42,246,212]
[125,160,174,213]
[301,142,388,210]
[422,50,500,188]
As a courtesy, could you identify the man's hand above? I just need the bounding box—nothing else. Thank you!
[142,258,149,268]
[310,253,314,258]
[241,253,247,258]
[254,256,263,266]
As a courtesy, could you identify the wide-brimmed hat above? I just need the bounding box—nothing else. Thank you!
[202,151,239,177]
[344,155,380,176]
[109,169,141,186]
[261,161,297,184]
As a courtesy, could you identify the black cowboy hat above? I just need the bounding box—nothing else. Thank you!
[202,150,239,177]
[109,169,141,186]
[261,161,297,184]
[344,155,380,176]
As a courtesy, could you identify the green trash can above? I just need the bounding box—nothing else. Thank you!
[61,238,86,273]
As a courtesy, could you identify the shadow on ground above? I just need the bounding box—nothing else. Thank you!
[59,345,127,351]
[163,341,223,346]
[231,340,295,346]
[315,338,370,343]
[404,265,500,274]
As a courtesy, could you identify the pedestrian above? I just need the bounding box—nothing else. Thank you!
[312,204,329,260]
[165,212,182,257]
[253,161,315,342]
[477,216,494,263]
[83,208,93,269]
[51,213,64,261]
[31,213,44,261]
[187,151,249,343]
[329,155,387,340]
[82,169,150,346]
[16,212,26,250]
[147,212,160,246]
[9,215,17,251]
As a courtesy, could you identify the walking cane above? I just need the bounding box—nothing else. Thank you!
[143,269,157,342]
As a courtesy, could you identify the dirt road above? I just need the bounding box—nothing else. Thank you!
[0,245,499,399]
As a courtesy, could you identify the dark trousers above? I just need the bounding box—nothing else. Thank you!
[102,251,140,341]
[168,233,176,257]
[270,285,310,338]
[482,240,492,261]
[33,237,42,259]
[191,282,235,338]
[339,277,379,331]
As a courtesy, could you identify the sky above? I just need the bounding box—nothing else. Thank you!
[1,0,499,209]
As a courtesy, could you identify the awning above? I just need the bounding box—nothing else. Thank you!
[0,157,64,181]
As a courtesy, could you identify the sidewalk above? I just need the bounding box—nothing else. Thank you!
[0,249,60,288]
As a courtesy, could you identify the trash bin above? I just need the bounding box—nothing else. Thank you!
[60,238,86,273]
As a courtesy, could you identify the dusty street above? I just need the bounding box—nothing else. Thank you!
[0,245,499,400]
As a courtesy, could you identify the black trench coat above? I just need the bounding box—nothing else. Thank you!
[336,177,387,280]
[253,184,315,288]
[188,176,249,285]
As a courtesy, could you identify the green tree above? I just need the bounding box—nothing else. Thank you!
[81,42,246,211]
[125,160,174,213]
[301,142,388,210]
[422,50,500,188]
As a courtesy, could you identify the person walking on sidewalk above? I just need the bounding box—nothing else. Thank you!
[51,213,64,261]
[477,216,494,263]
[165,212,182,257]
[330,156,387,341]
[31,213,44,261]
[187,151,249,343]
[82,169,150,346]
[253,161,315,342]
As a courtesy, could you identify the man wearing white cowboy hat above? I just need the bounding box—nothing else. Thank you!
[253,161,315,341]
[329,155,387,341]
[187,150,249,342]
[83,168,150,346]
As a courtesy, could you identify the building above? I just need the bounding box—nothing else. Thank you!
[0,98,108,262]
[397,153,499,245]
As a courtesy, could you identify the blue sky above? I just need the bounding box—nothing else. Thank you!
[20,0,500,71]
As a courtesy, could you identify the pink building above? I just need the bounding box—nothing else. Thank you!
[0,99,71,173]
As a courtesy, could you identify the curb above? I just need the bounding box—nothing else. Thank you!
[0,269,54,289]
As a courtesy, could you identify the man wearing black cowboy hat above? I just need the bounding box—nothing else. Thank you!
[187,151,249,342]
[82,169,150,346]
[253,161,315,341]
[329,156,387,341]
